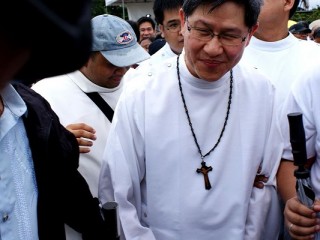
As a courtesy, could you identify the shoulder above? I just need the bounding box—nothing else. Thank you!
[235,60,274,87]
[13,82,51,108]
[123,56,178,98]
[32,73,73,92]
[291,61,320,93]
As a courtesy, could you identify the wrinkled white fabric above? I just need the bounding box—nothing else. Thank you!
[99,53,283,240]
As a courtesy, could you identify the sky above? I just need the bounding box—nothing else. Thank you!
[307,0,320,9]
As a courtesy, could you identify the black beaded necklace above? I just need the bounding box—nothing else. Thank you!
[176,54,233,190]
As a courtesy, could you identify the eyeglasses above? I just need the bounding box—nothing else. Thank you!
[164,21,181,33]
[186,19,247,46]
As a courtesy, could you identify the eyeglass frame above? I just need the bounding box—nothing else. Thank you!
[186,18,249,46]
[163,20,181,33]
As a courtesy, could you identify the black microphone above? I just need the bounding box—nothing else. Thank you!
[101,201,120,240]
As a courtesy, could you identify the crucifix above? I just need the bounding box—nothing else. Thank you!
[196,161,212,190]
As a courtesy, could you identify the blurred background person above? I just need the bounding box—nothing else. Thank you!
[127,19,140,42]
[313,27,320,43]
[140,36,156,52]
[137,15,156,42]
[149,38,167,55]
[309,19,320,40]
[289,21,311,40]
[123,0,184,84]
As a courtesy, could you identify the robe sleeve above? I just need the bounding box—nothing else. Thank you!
[245,90,283,240]
[98,86,157,240]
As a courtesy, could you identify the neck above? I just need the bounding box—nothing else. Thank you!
[254,23,289,42]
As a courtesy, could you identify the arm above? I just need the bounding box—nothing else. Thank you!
[277,158,320,239]
[277,159,297,203]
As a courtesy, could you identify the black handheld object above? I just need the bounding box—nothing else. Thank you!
[101,201,120,240]
[287,112,308,167]
[287,112,315,207]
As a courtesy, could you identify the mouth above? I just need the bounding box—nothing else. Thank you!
[113,76,123,82]
[202,59,223,68]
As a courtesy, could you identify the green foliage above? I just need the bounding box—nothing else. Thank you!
[91,0,107,17]
[91,0,128,19]
[291,7,320,23]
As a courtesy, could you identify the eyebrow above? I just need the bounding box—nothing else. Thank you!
[166,19,180,24]
[191,19,243,34]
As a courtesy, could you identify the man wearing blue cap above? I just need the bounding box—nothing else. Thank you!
[32,14,149,240]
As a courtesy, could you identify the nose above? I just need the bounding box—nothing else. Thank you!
[203,36,223,56]
[115,66,129,75]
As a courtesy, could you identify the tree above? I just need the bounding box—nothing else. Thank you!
[91,0,128,19]
[291,7,320,23]
[91,0,106,17]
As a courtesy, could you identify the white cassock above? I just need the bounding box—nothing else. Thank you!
[122,42,177,85]
[281,63,320,198]
[241,34,320,113]
[99,52,283,240]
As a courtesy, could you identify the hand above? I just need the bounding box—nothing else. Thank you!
[284,197,320,239]
[66,123,96,153]
[253,166,268,189]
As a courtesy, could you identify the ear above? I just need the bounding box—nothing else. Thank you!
[245,23,259,47]
[179,8,186,35]
[159,24,165,38]
[284,0,295,12]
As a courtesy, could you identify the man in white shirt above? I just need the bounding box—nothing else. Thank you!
[32,14,149,240]
[240,0,320,238]
[278,63,320,239]
[241,0,320,114]
[123,0,184,84]
[98,0,283,239]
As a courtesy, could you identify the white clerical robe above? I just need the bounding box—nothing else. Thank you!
[99,53,283,240]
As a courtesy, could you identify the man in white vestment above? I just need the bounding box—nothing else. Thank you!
[278,63,320,239]
[241,0,320,238]
[241,0,320,115]
[122,0,184,84]
[32,14,149,240]
[98,0,283,239]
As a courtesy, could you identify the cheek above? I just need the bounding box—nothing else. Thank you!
[225,47,245,66]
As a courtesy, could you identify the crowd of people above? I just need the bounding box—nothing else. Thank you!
[289,19,320,42]
[1,0,320,240]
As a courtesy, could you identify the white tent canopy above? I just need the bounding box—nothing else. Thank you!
[105,0,154,21]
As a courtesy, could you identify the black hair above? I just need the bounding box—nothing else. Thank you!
[149,38,166,55]
[137,16,156,30]
[153,0,184,25]
[1,0,92,83]
[182,0,262,29]
[127,20,140,41]
[289,0,300,19]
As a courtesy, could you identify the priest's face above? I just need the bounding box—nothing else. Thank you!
[180,2,257,82]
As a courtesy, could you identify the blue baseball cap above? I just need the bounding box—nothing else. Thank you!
[91,14,150,67]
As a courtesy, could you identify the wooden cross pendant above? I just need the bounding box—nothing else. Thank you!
[196,161,212,190]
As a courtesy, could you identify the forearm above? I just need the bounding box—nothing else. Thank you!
[276,159,297,203]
